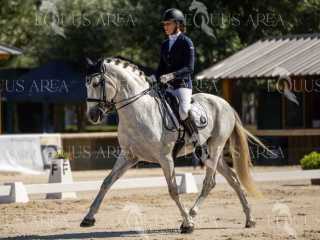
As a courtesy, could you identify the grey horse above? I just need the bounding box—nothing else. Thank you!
[81,57,266,233]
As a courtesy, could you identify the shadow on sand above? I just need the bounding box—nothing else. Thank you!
[0,227,230,240]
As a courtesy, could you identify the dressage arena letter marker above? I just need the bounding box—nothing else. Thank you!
[51,163,58,175]
[62,161,69,175]
[46,158,77,199]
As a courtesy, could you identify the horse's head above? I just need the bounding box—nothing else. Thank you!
[85,58,118,124]
[86,57,150,124]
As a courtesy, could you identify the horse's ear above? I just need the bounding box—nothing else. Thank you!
[86,57,95,67]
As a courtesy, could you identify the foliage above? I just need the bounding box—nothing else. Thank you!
[1,0,320,87]
[300,151,320,170]
[54,150,70,159]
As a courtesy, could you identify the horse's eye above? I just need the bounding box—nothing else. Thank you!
[93,82,99,87]
[86,76,92,84]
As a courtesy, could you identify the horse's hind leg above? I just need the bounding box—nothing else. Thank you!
[189,166,216,218]
[80,150,137,227]
[217,157,256,228]
[189,138,225,218]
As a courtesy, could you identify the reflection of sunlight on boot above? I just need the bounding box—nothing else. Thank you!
[272,202,297,239]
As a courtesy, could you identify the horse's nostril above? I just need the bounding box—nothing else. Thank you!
[89,110,94,119]
[89,108,99,122]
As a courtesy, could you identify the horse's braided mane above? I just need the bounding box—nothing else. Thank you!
[103,56,146,78]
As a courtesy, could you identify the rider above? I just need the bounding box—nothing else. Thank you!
[155,8,201,152]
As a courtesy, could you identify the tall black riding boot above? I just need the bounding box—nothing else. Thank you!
[181,113,199,145]
[181,112,209,162]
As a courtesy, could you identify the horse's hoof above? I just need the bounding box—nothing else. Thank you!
[80,217,95,227]
[180,223,194,234]
[245,220,256,228]
[189,209,197,218]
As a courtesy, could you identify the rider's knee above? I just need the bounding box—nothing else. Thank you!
[179,107,189,120]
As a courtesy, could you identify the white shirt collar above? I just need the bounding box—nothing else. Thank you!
[169,31,181,41]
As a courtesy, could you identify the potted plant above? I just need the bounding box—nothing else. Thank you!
[54,150,70,160]
[300,151,320,185]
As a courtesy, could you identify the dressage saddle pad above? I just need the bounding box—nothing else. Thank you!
[163,94,208,130]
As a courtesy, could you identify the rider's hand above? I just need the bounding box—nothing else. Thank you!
[147,74,157,84]
[160,73,175,84]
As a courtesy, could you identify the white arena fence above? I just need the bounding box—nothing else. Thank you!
[0,133,319,204]
[0,133,118,174]
[0,170,319,204]
[0,134,62,174]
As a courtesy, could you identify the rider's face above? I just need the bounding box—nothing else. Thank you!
[162,21,176,35]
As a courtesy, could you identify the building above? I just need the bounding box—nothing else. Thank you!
[0,44,23,134]
[1,60,86,133]
[196,34,320,164]
[0,44,22,60]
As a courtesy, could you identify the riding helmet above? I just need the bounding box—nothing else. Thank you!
[162,8,186,25]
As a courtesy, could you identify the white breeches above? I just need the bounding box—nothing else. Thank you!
[166,87,192,120]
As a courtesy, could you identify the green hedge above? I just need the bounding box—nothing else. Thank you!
[300,151,320,170]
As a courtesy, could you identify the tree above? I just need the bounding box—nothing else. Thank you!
[2,0,320,88]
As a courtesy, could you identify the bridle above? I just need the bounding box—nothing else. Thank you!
[86,67,181,133]
[86,73,111,113]
[86,71,152,114]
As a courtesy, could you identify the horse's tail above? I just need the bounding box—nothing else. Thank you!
[228,111,263,198]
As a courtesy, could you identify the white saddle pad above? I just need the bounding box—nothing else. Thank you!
[191,101,208,128]
[164,99,208,130]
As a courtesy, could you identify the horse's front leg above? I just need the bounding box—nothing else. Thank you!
[80,150,137,227]
[159,154,194,234]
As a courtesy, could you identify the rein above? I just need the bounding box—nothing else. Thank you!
[114,88,152,111]
[87,71,179,133]
[87,73,153,113]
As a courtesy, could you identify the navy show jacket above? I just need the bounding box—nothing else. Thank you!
[156,33,195,89]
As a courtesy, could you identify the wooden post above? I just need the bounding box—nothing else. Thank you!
[54,104,65,132]
[0,92,2,134]
[0,77,5,134]
[76,103,86,132]
[0,53,10,61]
[222,79,232,103]
[0,53,13,133]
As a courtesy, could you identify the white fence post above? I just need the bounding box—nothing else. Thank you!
[177,173,198,194]
[0,182,29,204]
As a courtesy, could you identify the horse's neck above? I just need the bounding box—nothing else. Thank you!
[116,88,159,128]
[114,72,151,112]
[114,72,149,99]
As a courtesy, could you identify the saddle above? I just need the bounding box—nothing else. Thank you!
[156,90,208,160]
[163,91,208,131]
